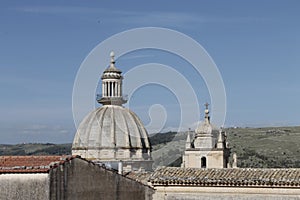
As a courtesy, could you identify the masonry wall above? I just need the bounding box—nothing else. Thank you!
[183,150,226,168]
[49,158,154,200]
[0,173,49,200]
[152,186,300,200]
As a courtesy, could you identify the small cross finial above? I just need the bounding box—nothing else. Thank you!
[204,102,210,123]
[205,102,209,109]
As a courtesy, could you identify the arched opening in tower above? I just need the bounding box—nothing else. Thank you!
[201,157,207,168]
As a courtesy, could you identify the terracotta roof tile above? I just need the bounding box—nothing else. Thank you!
[0,155,78,173]
[125,171,152,185]
[149,167,300,188]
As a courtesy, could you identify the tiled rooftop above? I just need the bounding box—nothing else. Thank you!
[149,167,300,187]
[0,155,77,173]
[125,171,152,185]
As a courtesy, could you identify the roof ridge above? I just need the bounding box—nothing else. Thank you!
[0,155,80,173]
[149,167,300,187]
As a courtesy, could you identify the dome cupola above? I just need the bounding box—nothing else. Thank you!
[98,51,127,106]
[195,103,213,135]
[193,103,216,149]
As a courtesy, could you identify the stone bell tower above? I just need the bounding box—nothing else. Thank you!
[182,103,231,168]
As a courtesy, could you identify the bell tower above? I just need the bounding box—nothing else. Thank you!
[182,103,231,168]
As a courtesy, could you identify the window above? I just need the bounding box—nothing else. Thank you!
[201,157,207,168]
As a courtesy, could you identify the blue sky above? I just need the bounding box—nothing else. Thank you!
[1,0,300,144]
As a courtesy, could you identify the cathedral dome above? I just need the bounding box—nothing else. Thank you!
[72,51,153,172]
[72,105,151,150]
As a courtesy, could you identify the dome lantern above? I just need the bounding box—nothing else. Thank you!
[98,51,127,106]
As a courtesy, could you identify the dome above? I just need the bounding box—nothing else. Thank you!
[195,121,213,135]
[72,105,151,150]
[195,103,217,135]
[72,52,153,171]
[192,104,220,149]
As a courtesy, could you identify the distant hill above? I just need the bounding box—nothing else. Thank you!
[0,143,71,156]
[1,126,300,168]
[226,126,300,168]
[151,126,300,168]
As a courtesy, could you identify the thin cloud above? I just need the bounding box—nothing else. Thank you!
[105,11,206,27]
[105,11,270,26]
[14,6,269,27]
[14,6,101,14]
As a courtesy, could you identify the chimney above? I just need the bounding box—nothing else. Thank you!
[118,161,123,175]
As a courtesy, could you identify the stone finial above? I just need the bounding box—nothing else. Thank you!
[110,51,115,60]
[185,128,192,149]
[232,153,237,168]
[110,51,116,67]
[217,130,224,149]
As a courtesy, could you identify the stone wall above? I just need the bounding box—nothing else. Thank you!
[49,158,154,200]
[152,186,300,200]
[0,173,49,200]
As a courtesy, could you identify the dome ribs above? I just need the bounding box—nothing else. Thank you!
[95,106,106,148]
[72,106,152,161]
[119,108,132,148]
[110,106,116,147]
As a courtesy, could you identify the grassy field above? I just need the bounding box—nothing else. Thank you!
[226,126,300,168]
[1,126,299,168]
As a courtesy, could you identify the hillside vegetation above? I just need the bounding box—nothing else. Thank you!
[0,143,71,156]
[227,126,300,168]
[1,126,300,168]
